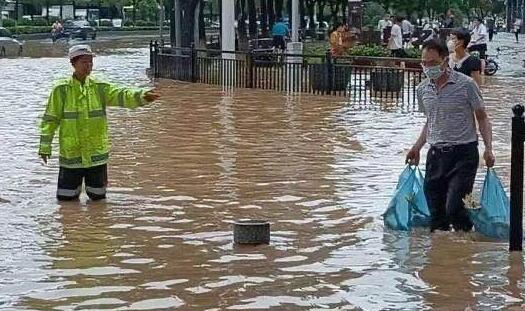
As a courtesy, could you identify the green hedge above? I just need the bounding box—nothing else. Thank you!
[6,25,169,34]
[7,26,51,34]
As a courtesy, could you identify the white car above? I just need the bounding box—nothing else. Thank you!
[0,27,23,57]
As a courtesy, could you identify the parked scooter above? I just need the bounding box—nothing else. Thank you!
[470,47,500,76]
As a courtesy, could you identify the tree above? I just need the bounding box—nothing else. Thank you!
[363,1,386,28]
[247,0,257,38]
[0,0,5,27]
[180,0,200,47]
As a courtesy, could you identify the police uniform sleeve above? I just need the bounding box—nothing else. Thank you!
[103,83,146,109]
[39,86,64,155]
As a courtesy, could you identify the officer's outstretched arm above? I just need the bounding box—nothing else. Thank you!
[39,86,65,156]
[104,83,149,109]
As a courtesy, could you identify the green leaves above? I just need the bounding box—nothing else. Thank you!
[348,44,390,57]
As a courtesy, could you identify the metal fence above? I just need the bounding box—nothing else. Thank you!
[150,42,424,111]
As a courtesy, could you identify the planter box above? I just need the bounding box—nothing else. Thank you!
[404,61,422,69]
[370,70,404,93]
[351,58,374,66]
[310,64,352,92]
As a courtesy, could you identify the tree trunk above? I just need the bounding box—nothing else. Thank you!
[287,0,291,27]
[218,0,222,43]
[236,0,248,49]
[318,1,325,28]
[198,0,206,46]
[58,0,63,20]
[247,0,257,39]
[300,0,306,29]
[268,0,275,28]
[98,0,102,20]
[306,0,315,29]
[275,0,283,19]
[329,2,337,24]
[0,2,3,27]
[46,1,50,22]
[14,0,19,22]
[180,0,200,47]
[132,0,136,24]
[260,0,268,36]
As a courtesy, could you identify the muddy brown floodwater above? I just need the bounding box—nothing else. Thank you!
[1,34,525,310]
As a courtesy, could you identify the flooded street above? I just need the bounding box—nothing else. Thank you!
[1,34,525,310]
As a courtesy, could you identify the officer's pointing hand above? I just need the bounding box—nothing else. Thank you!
[143,89,160,103]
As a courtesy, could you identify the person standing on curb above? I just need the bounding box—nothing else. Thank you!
[38,45,160,201]
[406,40,494,232]
[388,16,406,58]
[513,17,522,43]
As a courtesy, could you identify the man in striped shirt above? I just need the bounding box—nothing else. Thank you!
[406,40,495,232]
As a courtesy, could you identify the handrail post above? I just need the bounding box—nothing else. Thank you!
[246,50,254,88]
[510,104,525,252]
[325,50,333,95]
[190,43,197,83]
[153,41,159,78]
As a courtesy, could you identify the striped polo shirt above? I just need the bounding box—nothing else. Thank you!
[416,70,484,146]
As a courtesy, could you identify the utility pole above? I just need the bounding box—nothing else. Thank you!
[291,0,299,42]
[222,0,235,55]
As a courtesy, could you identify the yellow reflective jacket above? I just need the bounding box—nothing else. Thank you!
[39,76,147,168]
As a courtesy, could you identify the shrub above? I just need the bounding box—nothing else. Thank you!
[404,48,422,59]
[99,20,113,27]
[348,44,390,57]
[135,20,156,26]
[7,26,51,34]
[2,18,16,27]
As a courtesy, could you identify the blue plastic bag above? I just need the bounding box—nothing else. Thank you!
[383,166,432,230]
[468,169,510,240]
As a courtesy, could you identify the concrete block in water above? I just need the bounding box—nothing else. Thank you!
[233,220,270,244]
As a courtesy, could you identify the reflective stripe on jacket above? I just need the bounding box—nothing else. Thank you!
[39,76,146,168]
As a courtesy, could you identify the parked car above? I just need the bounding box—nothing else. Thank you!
[63,20,97,40]
[0,27,23,57]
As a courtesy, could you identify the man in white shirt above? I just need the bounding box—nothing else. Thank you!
[377,15,391,31]
[388,16,405,57]
[468,17,488,73]
[377,15,392,41]
[401,17,413,46]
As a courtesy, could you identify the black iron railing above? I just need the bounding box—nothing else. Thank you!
[150,41,424,111]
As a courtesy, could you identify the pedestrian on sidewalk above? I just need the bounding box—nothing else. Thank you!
[513,18,522,43]
[406,40,494,232]
[38,45,160,201]
[388,16,406,58]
